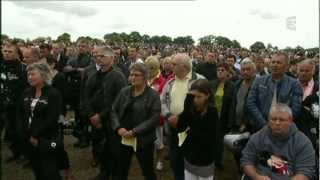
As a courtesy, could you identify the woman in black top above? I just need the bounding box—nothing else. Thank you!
[16,63,63,180]
[111,63,161,180]
[210,62,234,168]
[177,79,221,180]
[47,56,75,180]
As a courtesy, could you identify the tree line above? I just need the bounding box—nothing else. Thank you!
[1,32,318,55]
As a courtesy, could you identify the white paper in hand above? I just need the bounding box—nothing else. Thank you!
[121,137,137,152]
[178,127,190,147]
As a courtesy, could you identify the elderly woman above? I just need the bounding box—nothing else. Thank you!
[111,63,161,180]
[160,56,174,81]
[16,63,63,180]
[145,56,168,171]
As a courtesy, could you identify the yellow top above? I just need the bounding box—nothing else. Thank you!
[215,85,224,115]
[170,72,192,115]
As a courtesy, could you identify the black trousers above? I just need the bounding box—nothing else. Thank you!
[69,96,88,142]
[29,145,62,180]
[96,133,120,180]
[168,137,184,180]
[91,127,105,161]
[116,143,156,180]
[58,149,70,170]
[1,107,22,157]
[57,126,70,170]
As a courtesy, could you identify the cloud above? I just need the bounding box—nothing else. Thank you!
[250,8,280,19]
[2,1,318,49]
[12,1,97,17]
[249,9,260,15]
[260,12,280,19]
[102,17,128,30]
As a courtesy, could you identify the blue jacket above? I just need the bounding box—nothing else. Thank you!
[246,74,303,130]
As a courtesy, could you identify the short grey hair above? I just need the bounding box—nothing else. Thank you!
[269,103,293,119]
[298,59,316,68]
[101,46,115,56]
[241,58,256,70]
[130,63,150,80]
[95,45,115,56]
[27,63,52,85]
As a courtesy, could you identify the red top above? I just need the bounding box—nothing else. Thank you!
[150,73,172,125]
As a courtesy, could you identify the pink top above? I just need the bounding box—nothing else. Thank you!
[302,79,314,100]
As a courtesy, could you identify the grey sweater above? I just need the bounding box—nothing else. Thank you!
[241,124,315,180]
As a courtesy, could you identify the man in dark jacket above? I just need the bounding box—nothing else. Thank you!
[112,46,127,78]
[247,52,303,131]
[122,47,144,78]
[51,42,68,72]
[229,58,257,133]
[64,39,92,148]
[83,46,127,180]
[78,48,100,151]
[228,58,256,172]
[296,59,319,151]
[195,51,217,81]
[80,48,102,168]
[0,43,28,162]
[297,59,318,101]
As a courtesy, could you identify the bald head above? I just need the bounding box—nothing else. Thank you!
[172,53,192,79]
[298,59,315,84]
[173,53,192,70]
[23,47,40,65]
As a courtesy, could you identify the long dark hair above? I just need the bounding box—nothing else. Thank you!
[190,79,215,107]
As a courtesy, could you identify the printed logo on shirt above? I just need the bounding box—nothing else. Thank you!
[257,151,292,176]
[267,155,291,176]
[38,99,48,105]
[7,73,19,80]
[1,73,6,80]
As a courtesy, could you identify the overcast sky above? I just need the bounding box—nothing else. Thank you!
[2,0,319,49]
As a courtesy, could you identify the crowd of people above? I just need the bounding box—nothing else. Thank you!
[0,38,319,180]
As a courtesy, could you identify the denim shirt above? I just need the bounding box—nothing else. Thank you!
[246,74,303,129]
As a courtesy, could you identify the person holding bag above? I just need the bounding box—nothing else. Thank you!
[16,63,63,180]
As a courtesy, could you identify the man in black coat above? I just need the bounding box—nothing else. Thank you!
[228,58,257,172]
[83,46,127,180]
[296,59,319,149]
[51,42,68,72]
[64,39,92,148]
[195,51,218,81]
[0,43,28,162]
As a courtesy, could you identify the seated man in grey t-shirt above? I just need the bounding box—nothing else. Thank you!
[241,103,315,180]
